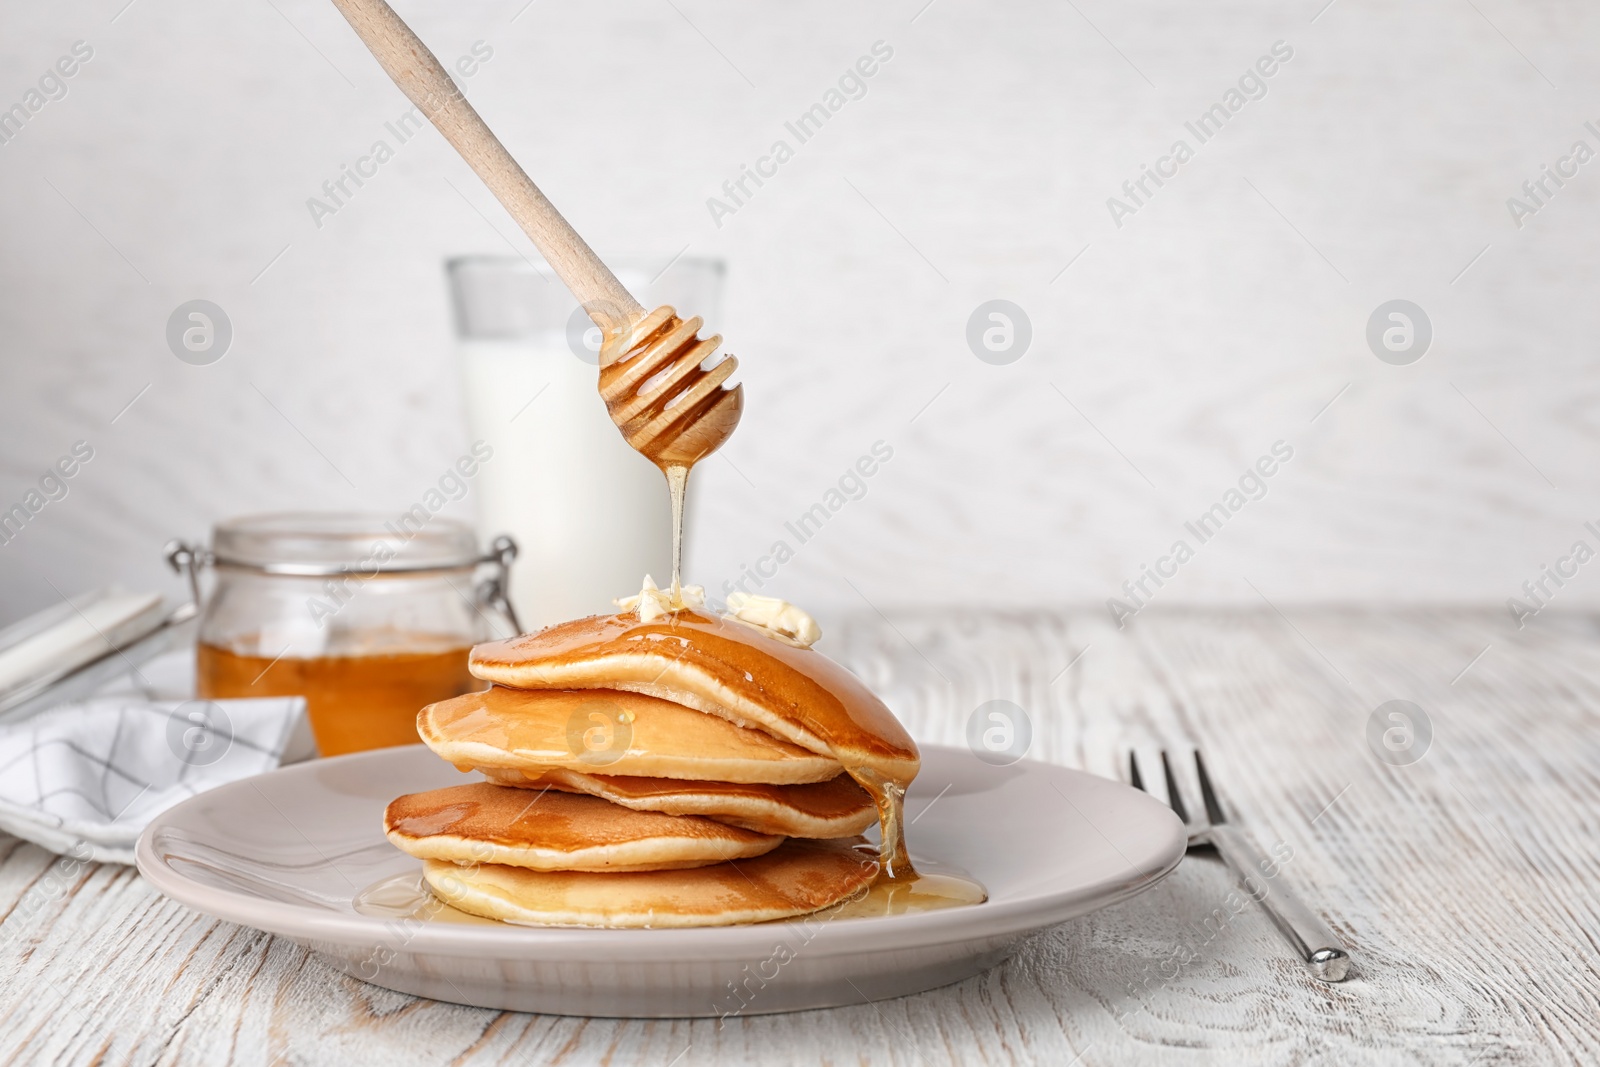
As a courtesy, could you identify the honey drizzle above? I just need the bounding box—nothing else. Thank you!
[663,462,690,599]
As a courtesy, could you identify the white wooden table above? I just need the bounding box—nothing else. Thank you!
[2,609,1596,1066]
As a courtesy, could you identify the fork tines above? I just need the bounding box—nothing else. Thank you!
[1192,750,1227,826]
[1127,748,1228,826]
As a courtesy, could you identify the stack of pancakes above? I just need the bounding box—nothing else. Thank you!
[384,608,920,928]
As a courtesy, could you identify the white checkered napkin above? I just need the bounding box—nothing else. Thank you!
[0,696,311,865]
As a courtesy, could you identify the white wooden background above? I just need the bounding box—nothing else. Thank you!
[4,0,1600,627]
[2,609,1596,1066]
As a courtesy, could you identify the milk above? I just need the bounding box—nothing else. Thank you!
[457,331,672,630]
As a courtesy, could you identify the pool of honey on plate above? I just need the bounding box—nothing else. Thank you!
[823,866,985,919]
[197,633,480,756]
[354,870,501,926]
[352,858,984,928]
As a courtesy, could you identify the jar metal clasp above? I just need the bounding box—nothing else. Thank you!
[162,535,523,636]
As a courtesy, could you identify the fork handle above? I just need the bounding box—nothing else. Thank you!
[1208,825,1352,982]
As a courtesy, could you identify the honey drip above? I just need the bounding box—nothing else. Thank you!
[853,769,915,883]
[663,462,690,599]
[598,304,740,605]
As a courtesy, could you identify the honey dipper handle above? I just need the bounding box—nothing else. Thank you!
[329,0,644,334]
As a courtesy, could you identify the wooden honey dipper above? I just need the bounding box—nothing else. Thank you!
[330,0,742,594]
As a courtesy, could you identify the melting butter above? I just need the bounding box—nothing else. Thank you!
[723,592,822,649]
[615,574,705,622]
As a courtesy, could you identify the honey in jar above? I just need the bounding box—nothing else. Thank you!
[182,513,517,756]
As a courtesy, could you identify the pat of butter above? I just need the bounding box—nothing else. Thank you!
[615,575,705,623]
[724,592,821,649]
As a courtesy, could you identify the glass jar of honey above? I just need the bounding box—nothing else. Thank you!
[170,513,519,757]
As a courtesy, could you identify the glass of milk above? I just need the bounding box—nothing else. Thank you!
[448,256,724,631]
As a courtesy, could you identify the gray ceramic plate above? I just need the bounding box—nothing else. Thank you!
[135,744,1185,1017]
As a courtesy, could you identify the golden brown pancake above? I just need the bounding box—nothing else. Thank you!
[479,767,878,839]
[384,783,781,872]
[469,611,920,786]
[418,685,842,784]
[422,836,878,928]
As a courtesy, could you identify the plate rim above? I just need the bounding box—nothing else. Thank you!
[135,744,1187,960]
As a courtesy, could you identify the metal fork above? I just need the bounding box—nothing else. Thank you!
[1131,749,1352,982]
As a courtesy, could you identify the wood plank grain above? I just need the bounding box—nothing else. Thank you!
[1,611,1596,1066]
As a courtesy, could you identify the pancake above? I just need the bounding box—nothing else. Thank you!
[479,767,878,839]
[421,836,878,928]
[468,610,920,786]
[419,685,842,784]
[384,783,782,872]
